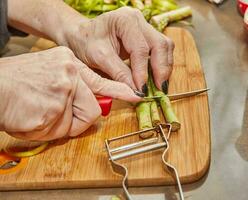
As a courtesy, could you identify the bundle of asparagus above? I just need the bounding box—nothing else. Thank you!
[136,70,180,139]
[64,0,192,32]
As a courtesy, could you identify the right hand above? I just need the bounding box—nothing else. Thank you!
[0,47,140,141]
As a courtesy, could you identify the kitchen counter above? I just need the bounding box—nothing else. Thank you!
[1,0,248,199]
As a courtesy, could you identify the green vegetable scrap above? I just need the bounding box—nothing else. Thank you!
[130,0,144,10]
[150,6,192,32]
[64,0,193,32]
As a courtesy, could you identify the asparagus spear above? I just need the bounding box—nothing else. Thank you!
[152,0,178,12]
[136,101,154,139]
[136,76,161,139]
[150,76,181,131]
[150,6,192,32]
[64,0,193,31]
[148,77,161,126]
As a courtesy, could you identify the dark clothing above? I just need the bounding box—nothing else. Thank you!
[0,0,28,51]
[0,0,9,50]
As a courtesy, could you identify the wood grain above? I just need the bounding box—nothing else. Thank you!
[0,27,211,190]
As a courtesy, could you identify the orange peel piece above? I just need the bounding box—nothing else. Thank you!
[0,151,28,174]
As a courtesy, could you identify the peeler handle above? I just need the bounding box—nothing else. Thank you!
[96,96,112,116]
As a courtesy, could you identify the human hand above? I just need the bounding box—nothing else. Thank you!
[0,47,140,141]
[59,7,175,94]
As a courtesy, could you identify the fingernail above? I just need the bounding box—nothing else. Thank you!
[162,81,169,94]
[133,89,145,97]
[142,84,148,96]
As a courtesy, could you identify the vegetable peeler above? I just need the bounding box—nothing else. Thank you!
[105,87,209,200]
[105,124,184,200]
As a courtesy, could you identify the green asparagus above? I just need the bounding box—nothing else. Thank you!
[150,75,181,131]
[64,0,192,31]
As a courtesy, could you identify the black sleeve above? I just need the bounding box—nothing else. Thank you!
[0,0,28,50]
[0,0,10,50]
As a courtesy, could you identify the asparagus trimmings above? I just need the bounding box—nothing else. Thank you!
[130,0,144,10]
[64,1,193,32]
[150,6,192,32]
[152,0,178,12]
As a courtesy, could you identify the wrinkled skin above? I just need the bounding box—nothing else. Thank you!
[0,47,140,141]
[61,7,175,91]
[3,0,174,141]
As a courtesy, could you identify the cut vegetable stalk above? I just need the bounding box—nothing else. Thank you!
[130,0,144,10]
[148,77,161,126]
[150,76,181,131]
[136,101,154,139]
[150,6,192,32]
[142,6,152,21]
[152,0,178,12]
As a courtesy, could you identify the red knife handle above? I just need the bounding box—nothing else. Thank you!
[238,0,248,16]
[96,96,112,116]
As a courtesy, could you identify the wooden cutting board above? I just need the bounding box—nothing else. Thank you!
[0,27,210,190]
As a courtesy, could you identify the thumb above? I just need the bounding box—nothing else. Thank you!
[75,62,141,102]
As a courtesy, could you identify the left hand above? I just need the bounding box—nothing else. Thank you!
[58,7,175,93]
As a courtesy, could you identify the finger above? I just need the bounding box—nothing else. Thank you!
[139,18,175,90]
[68,77,101,137]
[93,46,136,89]
[150,38,173,91]
[75,60,141,102]
[115,12,149,91]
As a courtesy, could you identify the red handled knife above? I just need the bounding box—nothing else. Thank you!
[96,96,112,116]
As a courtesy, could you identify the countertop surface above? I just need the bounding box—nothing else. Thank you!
[1,0,248,199]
